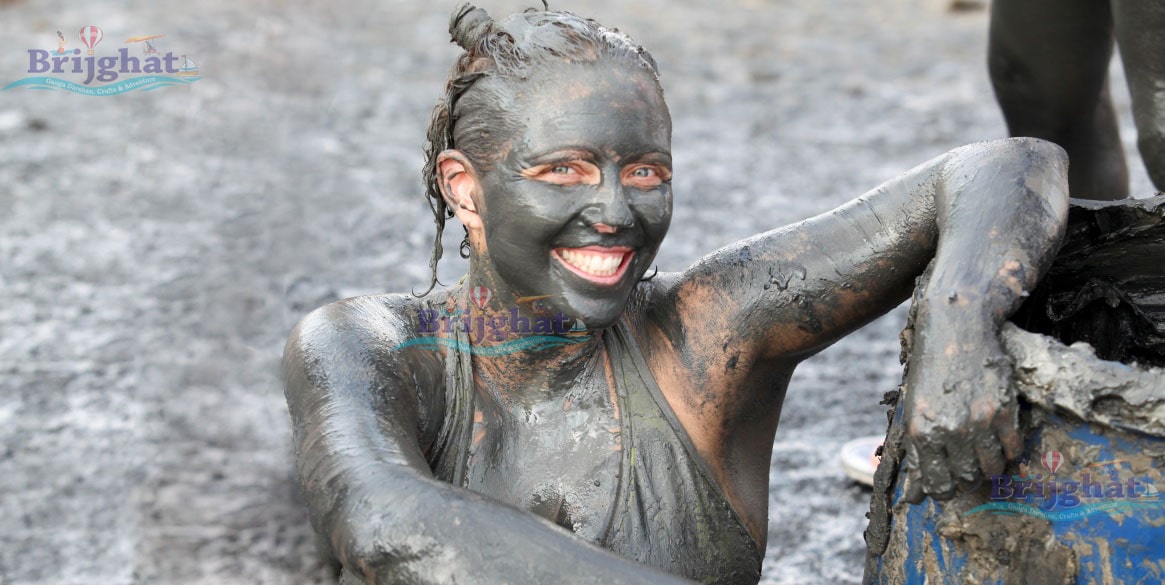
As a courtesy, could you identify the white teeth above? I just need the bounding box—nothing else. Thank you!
[558,249,626,277]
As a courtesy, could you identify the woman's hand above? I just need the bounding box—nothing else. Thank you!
[901,297,1023,503]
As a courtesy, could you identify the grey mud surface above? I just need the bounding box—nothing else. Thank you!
[0,1,1155,584]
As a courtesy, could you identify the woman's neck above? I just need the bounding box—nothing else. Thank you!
[447,265,610,406]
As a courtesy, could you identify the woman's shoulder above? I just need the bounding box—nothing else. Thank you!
[285,290,452,369]
[282,292,452,459]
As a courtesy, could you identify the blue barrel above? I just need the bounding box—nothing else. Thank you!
[865,325,1165,584]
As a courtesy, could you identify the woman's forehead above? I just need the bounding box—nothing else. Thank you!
[507,64,672,158]
[518,63,664,105]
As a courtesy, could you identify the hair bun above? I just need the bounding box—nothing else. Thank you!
[450,3,494,51]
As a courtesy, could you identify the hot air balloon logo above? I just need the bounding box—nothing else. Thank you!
[1041,451,1064,475]
[471,286,492,309]
[79,26,103,56]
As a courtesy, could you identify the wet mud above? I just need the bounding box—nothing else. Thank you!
[1012,196,1165,366]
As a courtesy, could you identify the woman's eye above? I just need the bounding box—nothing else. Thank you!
[524,161,599,185]
[625,166,668,187]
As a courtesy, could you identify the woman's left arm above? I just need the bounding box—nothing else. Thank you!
[654,137,1068,497]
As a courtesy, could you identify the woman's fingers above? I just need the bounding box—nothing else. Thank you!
[994,400,1023,462]
[916,433,956,500]
[903,443,926,505]
[946,428,982,489]
[974,427,1007,480]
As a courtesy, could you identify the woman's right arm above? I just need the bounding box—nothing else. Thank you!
[283,295,691,585]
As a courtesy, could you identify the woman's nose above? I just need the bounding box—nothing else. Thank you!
[581,179,635,231]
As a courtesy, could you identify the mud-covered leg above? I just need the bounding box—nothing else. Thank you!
[1113,1,1165,191]
[988,0,1129,199]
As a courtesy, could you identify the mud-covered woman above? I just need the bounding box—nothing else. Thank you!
[282,5,1071,584]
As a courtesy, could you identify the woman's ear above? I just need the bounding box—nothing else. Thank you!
[437,150,483,231]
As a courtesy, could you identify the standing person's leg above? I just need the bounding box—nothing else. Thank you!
[989,0,1128,200]
[1113,1,1165,191]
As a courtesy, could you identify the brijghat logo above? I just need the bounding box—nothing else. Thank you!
[967,450,1163,522]
[3,26,201,96]
[394,287,593,357]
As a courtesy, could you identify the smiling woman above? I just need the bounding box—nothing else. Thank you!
[282,4,1072,585]
[433,58,673,326]
[418,4,674,328]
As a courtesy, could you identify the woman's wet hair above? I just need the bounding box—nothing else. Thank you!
[416,3,663,296]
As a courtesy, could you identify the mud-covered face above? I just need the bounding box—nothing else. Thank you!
[475,64,673,329]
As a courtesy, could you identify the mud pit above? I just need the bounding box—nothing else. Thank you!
[0,1,1157,584]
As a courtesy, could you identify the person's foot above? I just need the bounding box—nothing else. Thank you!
[839,436,883,487]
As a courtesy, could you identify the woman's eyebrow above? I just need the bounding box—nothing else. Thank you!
[525,148,599,165]
[622,151,672,166]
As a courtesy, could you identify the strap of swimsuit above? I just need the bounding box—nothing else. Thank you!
[610,318,729,499]
[609,317,760,554]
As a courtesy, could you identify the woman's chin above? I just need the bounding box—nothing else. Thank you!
[554,289,635,330]
[548,248,664,328]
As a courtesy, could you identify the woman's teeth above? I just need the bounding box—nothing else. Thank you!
[559,249,625,277]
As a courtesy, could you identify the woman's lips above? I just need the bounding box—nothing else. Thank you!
[553,246,634,285]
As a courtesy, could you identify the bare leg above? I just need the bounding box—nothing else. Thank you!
[989,0,1129,200]
[1113,0,1165,191]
